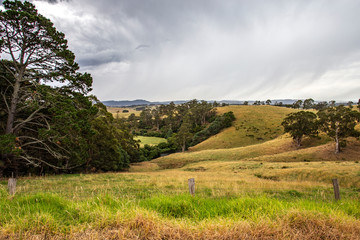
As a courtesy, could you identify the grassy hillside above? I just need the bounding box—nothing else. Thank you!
[190,105,298,151]
[152,133,339,169]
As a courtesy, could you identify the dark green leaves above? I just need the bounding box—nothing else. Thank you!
[281,111,318,147]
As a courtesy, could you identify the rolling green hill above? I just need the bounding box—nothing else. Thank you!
[190,105,298,151]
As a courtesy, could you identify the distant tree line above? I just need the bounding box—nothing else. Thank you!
[272,98,358,111]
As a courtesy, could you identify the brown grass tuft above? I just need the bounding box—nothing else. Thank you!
[3,213,360,240]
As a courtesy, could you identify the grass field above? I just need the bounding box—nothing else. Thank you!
[106,107,141,118]
[1,105,360,239]
[1,160,360,239]
[134,136,167,147]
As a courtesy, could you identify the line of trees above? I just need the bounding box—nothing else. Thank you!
[281,105,360,153]
[128,99,218,135]
[275,98,359,111]
[0,1,139,177]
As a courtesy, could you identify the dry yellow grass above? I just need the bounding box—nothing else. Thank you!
[3,212,360,240]
[151,133,336,169]
[106,107,140,118]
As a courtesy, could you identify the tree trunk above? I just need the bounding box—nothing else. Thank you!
[296,137,302,148]
[6,72,23,134]
[202,115,206,125]
[335,125,340,154]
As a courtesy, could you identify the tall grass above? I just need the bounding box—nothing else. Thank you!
[1,189,360,239]
[140,194,360,221]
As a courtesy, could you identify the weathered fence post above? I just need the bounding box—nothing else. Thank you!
[188,178,195,196]
[8,177,16,196]
[332,179,340,200]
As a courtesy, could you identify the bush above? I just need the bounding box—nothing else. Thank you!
[134,131,165,138]
[138,141,178,161]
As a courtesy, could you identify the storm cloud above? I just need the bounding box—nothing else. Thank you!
[28,0,360,101]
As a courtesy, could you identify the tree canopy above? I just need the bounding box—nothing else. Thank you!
[317,105,360,153]
[0,1,137,176]
[281,111,318,147]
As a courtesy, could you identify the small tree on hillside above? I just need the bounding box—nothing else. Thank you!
[303,98,315,109]
[329,100,336,107]
[281,111,318,147]
[317,105,360,154]
[292,100,303,109]
[266,99,272,105]
[176,115,193,152]
[314,101,328,110]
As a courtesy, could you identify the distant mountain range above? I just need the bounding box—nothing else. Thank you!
[102,99,303,107]
[102,99,187,107]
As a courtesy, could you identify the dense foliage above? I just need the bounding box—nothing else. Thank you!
[0,1,138,176]
[281,111,318,147]
[317,105,360,153]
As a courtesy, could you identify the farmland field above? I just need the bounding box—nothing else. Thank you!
[135,136,167,147]
[106,107,141,118]
[1,105,360,239]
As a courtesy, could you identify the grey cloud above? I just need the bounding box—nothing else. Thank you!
[31,0,360,101]
[135,45,150,50]
[32,0,69,3]
[77,53,125,67]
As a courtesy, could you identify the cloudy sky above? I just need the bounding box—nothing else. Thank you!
[5,0,360,101]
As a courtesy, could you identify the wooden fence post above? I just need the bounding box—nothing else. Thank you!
[188,178,195,196]
[332,179,340,201]
[8,178,16,196]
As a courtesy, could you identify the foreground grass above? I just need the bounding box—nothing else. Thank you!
[1,163,360,239]
[1,191,360,238]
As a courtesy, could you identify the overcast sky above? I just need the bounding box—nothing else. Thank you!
[4,0,360,101]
